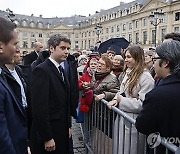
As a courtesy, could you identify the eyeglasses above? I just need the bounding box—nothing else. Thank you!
[97,61,106,66]
[152,57,165,62]
[59,46,70,50]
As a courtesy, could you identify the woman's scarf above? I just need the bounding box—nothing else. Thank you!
[95,70,110,81]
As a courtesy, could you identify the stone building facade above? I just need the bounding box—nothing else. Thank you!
[0,0,179,52]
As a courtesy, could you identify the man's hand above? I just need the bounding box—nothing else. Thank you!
[44,139,56,151]
[27,146,31,154]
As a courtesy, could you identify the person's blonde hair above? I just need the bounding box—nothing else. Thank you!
[124,45,145,96]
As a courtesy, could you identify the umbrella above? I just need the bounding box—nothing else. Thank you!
[98,37,129,55]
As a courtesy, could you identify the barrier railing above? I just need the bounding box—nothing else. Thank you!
[81,98,180,154]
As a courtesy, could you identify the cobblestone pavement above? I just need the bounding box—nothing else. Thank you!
[72,118,86,154]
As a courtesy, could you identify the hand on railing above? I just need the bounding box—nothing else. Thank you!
[94,93,105,102]
[107,99,118,109]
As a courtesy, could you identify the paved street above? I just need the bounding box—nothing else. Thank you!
[72,119,86,154]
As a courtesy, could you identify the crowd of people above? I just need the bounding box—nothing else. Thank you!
[0,16,180,154]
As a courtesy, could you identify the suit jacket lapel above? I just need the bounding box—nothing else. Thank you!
[0,77,26,119]
[46,59,65,84]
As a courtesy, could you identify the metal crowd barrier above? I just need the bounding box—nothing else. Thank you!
[81,98,180,154]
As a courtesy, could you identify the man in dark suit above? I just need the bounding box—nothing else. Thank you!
[0,17,28,154]
[135,40,180,154]
[23,42,43,65]
[2,47,32,152]
[30,34,71,154]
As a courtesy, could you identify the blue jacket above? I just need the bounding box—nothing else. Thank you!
[0,77,27,154]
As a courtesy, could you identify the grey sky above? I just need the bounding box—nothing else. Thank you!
[1,0,133,18]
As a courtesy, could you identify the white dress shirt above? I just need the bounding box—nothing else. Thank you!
[9,68,27,107]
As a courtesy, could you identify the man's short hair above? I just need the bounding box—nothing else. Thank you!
[156,40,180,74]
[164,32,180,42]
[0,17,17,45]
[48,34,71,49]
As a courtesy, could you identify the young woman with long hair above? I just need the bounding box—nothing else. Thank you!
[107,45,154,154]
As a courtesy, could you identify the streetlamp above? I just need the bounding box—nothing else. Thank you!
[149,9,164,47]
[94,23,102,43]
[94,23,102,52]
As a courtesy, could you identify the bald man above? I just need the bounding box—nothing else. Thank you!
[23,42,43,66]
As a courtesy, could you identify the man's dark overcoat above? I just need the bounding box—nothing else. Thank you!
[30,59,70,154]
[136,74,180,154]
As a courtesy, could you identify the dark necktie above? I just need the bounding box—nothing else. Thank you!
[58,65,64,81]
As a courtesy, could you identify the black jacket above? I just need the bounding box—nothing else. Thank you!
[23,51,38,66]
[30,59,70,153]
[1,65,32,140]
[31,51,79,119]
[65,55,79,119]
[135,74,180,154]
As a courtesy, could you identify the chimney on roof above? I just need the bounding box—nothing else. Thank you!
[120,1,125,5]
[39,14,42,18]
[95,11,99,14]
[31,14,34,16]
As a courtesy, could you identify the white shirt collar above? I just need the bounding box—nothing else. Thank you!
[49,57,61,69]
[0,68,2,74]
[8,68,16,74]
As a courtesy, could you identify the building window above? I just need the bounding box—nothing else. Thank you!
[22,20,27,27]
[30,22,35,28]
[175,12,180,21]
[143,18,147,27]
[111,26,114,33]
[161,28,166,42]
[117,25,120,32]
[82,33,83,38]
[152,30,156,44]
[89,31,91,37]
[129,34,132,43]
[81,41,83,49]
[135,32,139,44]
[101,29,103,34]
[174,27,179,33]
[75,41,78,49]
[88,40,91,49]
[85,32,87,37]
[23,32,27,37]
[123,24,126,31]
[31,41,35,48]
[129,22,132,30]
[31,32,35,37]
[84,40,86,49]
[143,31,147,44]
[135,20,139,28]
[75,33,78,38]
[106,28,109,33]
[39,33,43,37]
[23,41,28,48]
[38,22,43,28]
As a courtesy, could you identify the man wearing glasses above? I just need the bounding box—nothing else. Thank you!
[136,40,180,154]
[30,34,71,154]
